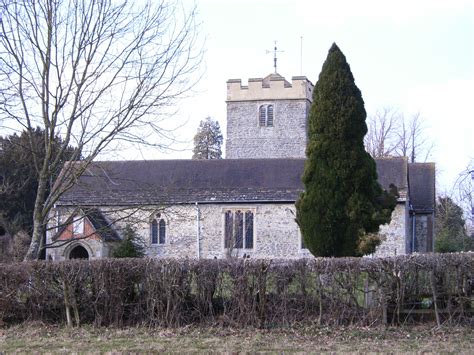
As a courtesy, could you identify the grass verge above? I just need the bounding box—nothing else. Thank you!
[1,322,473,353]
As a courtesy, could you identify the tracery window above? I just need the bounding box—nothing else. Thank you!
[258,104,274,127]
[224,209,254,249]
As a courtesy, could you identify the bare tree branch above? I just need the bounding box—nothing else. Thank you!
[365,107,401,158]
[0,0,203,260]
[395,112,434,163]
[453,160,474,236]
[366,109,434,163]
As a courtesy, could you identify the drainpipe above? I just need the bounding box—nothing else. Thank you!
[412,212,416,254]
[195,202,200,259]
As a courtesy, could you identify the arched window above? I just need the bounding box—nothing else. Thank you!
[151,218,166,245]
[245,211,254,248]
[258,104,274,127]
[151,219,158,244]
[159,219,166,244]
[259,105,266,126]
[224,209,254,249]
[224,210,233,248]
[267,105,273,126]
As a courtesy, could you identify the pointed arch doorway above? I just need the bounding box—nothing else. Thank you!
[69,245,89,259]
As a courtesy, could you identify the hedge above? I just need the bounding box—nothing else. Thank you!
[0,253,472,327]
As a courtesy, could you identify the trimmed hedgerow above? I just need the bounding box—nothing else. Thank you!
[0,253,472,327]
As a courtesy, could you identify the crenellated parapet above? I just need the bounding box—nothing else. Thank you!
[227,73,313,102]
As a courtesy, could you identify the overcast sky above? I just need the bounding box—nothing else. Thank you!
[138,0,473,192]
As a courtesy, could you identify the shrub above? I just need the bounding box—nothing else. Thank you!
[0,253,472,327]
[112,225,145,258]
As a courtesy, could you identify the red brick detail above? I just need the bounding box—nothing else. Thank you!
[57,218,101,241]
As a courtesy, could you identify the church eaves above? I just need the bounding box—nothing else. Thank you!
[56,158,431,208]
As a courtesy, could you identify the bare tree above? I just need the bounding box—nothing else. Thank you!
[395,112,434,163]
[453,160,474,236]
[366,110,434,162]
[0,0,203,260]
[365,108,401,158]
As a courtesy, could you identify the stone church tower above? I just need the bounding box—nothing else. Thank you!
[225,73,314,159]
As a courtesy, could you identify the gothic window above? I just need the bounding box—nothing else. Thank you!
[258,104,274,127]
[151,213,166,245]
[159,219,166,244]
[151,219,158,244]
[234,210,243,248]
[259,105,266,126]
[224,210,234,248]
[245,211,254,248]
[267,105,273,126]
[224,209,254,249]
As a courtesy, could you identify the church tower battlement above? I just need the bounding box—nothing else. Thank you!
[227,74,313,102]
[226,73,313,159]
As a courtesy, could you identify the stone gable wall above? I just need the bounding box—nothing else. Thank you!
[373,203,408,257]
[46,207,109,260]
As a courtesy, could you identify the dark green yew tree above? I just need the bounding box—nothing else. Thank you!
[296,43,396,257]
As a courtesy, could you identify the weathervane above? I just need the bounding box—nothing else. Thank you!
[266,41,284,73]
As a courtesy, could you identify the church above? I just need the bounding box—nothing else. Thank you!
[46,73,435,260]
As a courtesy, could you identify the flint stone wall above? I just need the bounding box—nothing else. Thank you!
[373,203,408,257]
[47,202,407,260]
[226,100,310,159]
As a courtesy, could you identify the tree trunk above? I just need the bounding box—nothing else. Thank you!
[24,173,49,260]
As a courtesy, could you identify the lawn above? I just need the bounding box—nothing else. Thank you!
[1,323,473,353]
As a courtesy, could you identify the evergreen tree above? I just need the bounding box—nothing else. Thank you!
[0,128,77,236]
[435,196,473,252]
[192,117,223,159]
[112,225,146,258]
[296,43,396,257]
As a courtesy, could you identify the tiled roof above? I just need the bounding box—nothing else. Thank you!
[86,209,121,241]
[374,157,409,199]
[58,159,306,206]
[57,158,430,207]
[408,163,436,212]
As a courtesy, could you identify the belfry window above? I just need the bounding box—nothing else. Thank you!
[259,106,266,126]
[267,105,273,126]
[258,104,274,127]
[224,209,254,249]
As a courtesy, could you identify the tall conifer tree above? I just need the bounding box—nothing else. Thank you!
[296,43,395,257]
[192,117,223,159]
